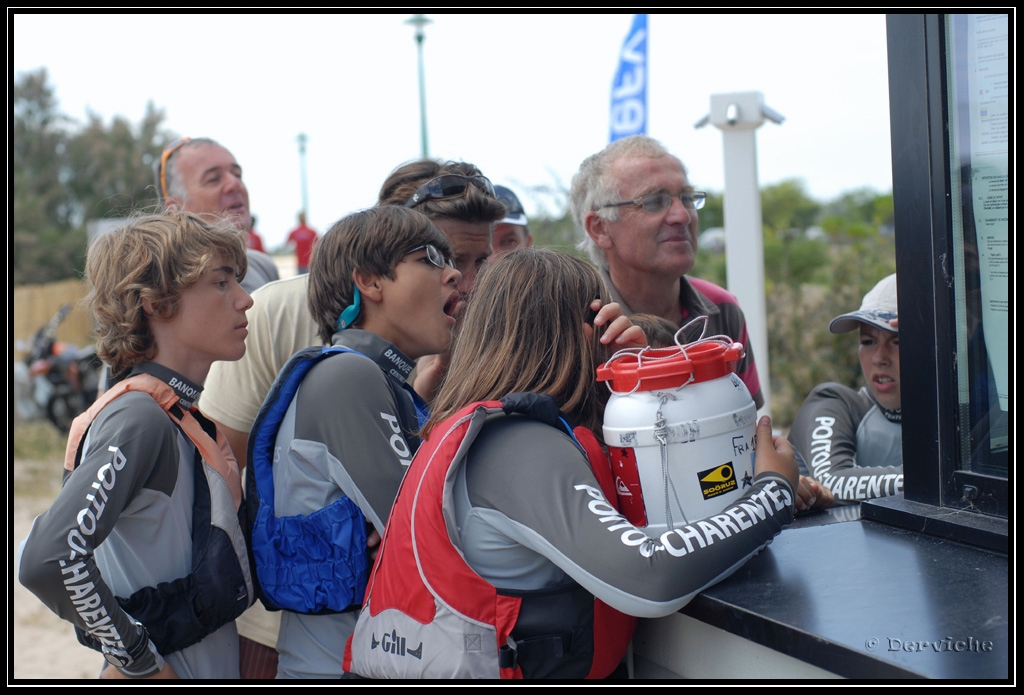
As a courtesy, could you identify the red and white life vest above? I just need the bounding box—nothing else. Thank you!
[343,395,636,679]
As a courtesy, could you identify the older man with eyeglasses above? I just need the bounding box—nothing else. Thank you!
[570,134,763,409]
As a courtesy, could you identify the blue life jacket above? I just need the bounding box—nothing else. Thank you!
[246,345,427,615]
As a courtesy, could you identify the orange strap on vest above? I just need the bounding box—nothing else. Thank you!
[63,374,242,510]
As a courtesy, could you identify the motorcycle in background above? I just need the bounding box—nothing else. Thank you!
[14,304,103,432]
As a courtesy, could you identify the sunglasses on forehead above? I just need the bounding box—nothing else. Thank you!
[159,136,192,200]
[404,174,496,208]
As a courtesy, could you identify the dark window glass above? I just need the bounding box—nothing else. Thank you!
[944,14,1010,485]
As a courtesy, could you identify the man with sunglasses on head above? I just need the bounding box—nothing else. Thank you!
[158,137,279,294]
[377,159,509,400]
[203,158,505,466]
[570,134,764,409]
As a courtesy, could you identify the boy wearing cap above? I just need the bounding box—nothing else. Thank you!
[492,184,533,256]
[788,274,902,507]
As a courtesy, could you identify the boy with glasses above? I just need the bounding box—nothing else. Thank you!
[253,206,463,679]
[200,160,504,676]
[570,134,764,409]
[203,158,507,467]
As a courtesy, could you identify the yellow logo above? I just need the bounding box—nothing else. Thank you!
[698,463,738,500]
[700,465,734,483]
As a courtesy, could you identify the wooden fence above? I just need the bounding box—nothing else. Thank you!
[12,279,94,361]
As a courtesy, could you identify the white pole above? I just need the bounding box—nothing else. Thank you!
[698,91,783,417]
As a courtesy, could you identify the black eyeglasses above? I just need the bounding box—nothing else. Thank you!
[404,174,496,208]
[597,191,707,214]
[406,244,455,270]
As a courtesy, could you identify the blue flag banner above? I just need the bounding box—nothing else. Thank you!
[609,14,648,142]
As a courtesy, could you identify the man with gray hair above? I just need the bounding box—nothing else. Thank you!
[570,134,763,408]
[158,136,278,293]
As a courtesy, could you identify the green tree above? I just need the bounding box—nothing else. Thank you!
[519,177,589,258]
[817,188,897,296]
[820,187,894,229]
[759,179,828,289]
[760,179,821,235]
[65,102,172,221]
[529,209,586,256]
[693,183,828,290]
[12,68,84,285]
[698,190,724,231]
[13,69,177,285]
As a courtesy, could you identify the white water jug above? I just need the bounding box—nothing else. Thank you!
[597,336,757,532]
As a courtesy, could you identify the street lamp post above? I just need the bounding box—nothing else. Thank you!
[297,132,309,218]
[406,14,431,159]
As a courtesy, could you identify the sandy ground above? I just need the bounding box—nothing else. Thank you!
[11,458,105,681]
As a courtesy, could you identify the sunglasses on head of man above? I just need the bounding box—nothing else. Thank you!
[159,136,192,200]
[404,174,496,208]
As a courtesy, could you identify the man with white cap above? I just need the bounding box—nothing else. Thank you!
[492,185,533,256]
[788,273,902,507]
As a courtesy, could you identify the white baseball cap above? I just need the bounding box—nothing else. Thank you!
[494,185,528,227]
[829,273,898,334]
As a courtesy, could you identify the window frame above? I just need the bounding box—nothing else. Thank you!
[861,13,1008,550]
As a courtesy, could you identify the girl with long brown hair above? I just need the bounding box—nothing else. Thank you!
[345,248,798,680]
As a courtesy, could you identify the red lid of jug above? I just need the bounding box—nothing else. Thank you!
[596,341,745,393]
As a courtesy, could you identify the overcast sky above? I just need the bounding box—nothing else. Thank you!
[12,12,893,249]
